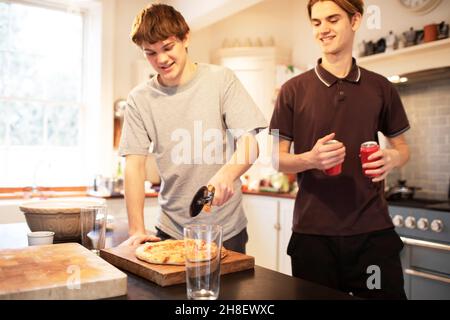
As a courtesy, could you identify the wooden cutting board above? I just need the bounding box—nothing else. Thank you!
[0,243,127,300]
[100,245,255,287]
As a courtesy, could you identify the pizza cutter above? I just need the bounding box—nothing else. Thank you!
[189,185,215,217]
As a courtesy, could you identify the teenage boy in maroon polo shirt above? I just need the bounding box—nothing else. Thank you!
[270,0,410,299]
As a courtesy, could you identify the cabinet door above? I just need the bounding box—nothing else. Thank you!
[242,195,279,271]
[279,198,295,276]
[106,197,159,233]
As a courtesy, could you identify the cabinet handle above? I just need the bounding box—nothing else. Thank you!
[401,237,450,252]
[405,268,450,284]
[273,223,281,231]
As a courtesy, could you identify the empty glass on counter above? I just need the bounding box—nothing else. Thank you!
[80,205,108,255]
[183,224,223,300]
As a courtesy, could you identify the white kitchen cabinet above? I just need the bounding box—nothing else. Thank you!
[242,194,280,271]
[278,198,295,276]
[242,194,296,275]
[106,197,159,233]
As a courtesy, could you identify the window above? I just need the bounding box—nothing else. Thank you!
[0,0,86,187]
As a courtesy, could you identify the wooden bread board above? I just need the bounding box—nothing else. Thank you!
[100,245,255,287]
[0,243,127,300]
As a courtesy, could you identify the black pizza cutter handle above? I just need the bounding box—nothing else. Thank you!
[189,185,215,217]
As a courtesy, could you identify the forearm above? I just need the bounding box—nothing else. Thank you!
[386,134,410,169]
[124,162,146,236]
[277,151,314,174]
[389,143,410,168]
[217,134,259,182]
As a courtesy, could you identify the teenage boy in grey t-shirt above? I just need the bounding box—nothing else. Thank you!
[118,4,267,253]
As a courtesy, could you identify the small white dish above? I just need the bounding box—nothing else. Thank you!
[27,231,55,246]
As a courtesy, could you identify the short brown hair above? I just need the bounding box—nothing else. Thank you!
[131,4,190,46]
[307,0,364,19]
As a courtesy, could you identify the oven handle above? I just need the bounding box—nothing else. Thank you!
[400,237,450,252]
[405,268,450,284]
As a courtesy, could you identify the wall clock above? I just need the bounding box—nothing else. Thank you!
[398,0,442,14]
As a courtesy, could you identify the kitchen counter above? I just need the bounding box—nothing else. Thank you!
[243,190,296,199]
[0,222,355,300]
[388,198,449,212]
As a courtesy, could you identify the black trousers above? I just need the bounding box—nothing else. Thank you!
[287,228,407,300]
[155,227,248,254]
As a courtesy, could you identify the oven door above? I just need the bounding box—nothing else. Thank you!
[401,237,450,300]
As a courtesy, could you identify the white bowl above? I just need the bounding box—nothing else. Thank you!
[27,231,55,246]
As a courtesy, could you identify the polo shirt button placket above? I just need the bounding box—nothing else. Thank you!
[337,81,345,102]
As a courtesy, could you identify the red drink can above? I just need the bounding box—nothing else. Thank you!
[360,141,380,178]
[324,140,342,176]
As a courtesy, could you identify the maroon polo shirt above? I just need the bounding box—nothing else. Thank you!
[270,58,410,236]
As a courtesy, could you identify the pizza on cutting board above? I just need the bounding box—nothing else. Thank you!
[135,239,228,265]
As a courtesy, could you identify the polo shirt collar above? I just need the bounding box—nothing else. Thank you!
[314,58,361,87]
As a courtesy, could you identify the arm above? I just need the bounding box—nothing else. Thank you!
[120,154,160,246]
[275,133,346,173]
[363,134,410,183]
[208,133,259,206]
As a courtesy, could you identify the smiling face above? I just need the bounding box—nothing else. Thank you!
[142,35,190,87]
[310,1,361,56]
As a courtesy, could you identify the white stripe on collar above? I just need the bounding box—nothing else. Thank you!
[314,65,361,86]
[314,65,331,87]
[356,67,361,82]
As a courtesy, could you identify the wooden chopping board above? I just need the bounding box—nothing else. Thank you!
[0,243,127,300]
[100,245,255,287]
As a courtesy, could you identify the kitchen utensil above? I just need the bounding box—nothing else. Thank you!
[386,180,422,200]
[189,185,215,217]
[0,243,127,299]
[424,23,438,42]
[99,244,254,287]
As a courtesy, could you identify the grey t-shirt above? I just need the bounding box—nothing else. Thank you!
[119,63,268,240]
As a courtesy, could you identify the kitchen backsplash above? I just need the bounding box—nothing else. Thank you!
[388,77,450,200]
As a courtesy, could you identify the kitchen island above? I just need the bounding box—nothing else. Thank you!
[0,222,355,300]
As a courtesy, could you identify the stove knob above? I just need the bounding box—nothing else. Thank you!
[417,218,429,231]
[405,216,416,229]
[392,215,404,227]
[431,220,444,233]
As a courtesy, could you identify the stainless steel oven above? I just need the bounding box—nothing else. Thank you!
[389,200,450,300]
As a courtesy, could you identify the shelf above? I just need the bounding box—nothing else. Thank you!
[357,38,450,77]
[213,46,290,64]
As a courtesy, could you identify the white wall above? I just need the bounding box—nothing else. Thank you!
[110,0,450,104]
[113,0,150,100]
[292,0,450,68]
[163,0,264,31]
[206,0,295,60]
[187,0,450,70]
[357,0,450,47]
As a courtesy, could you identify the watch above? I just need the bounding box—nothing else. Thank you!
[398,0,442,14]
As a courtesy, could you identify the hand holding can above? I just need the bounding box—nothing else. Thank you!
[323,140,343,176]
[360,141,381,178]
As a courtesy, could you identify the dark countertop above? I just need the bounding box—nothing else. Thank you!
[388,198,450,212]
[117,265,355,300]
[243,190,296,199]
[0,222,355,300]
